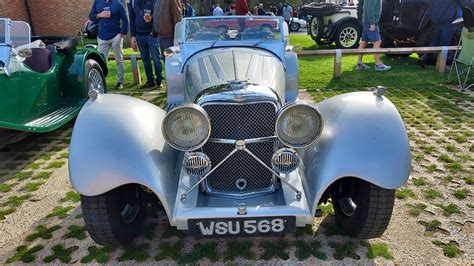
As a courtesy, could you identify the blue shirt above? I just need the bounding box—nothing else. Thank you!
[89,0,129,40]
[128,0,155,37]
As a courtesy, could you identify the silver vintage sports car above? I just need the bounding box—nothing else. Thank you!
[69,16,411,246]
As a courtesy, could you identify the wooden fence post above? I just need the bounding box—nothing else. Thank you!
[131,54,141,85]
[333,49,342,79]
[436,46,448,74]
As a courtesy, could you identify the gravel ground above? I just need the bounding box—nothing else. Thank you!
[0,89,472,264]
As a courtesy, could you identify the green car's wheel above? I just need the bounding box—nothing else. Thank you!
[332,178,395,239]
[84,59,106,96]
[81,185,145,247]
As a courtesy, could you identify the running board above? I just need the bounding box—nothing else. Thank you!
[12,105,82,133]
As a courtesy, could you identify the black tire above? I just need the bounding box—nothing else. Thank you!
[81,185,145,247]
[309,16,324,41]
[334,22,361,49]
[332,178,395,239]
[290,21,300,32]
[84,59,106,96]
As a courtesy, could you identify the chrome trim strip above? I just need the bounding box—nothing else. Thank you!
[197,88,282,108]
[208,136,278,144]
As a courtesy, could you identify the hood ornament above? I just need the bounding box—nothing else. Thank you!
[229,80,247,91]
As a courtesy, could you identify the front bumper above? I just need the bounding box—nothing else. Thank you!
[171,164,313,230]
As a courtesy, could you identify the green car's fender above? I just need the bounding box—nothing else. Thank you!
[60,48,108,99]
[0,47,108,133]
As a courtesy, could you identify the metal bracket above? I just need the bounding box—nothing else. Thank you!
[237,203,247,215]
[180,139,303,202]
[180,149,237,202]
[243,146,302,200]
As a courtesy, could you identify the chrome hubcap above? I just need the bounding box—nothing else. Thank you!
[339,27,358,47]
[88,69,104,93]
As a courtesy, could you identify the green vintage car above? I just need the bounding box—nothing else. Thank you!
[0,18,107,145]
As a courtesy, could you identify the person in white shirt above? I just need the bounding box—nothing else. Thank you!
[282,2,293,30]
[213,4,224,16]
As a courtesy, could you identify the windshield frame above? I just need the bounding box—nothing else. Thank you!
[0,18,11,46]
[10,20,31,48]
[182,16,285,45]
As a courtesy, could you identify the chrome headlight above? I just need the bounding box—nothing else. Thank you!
[162,104,211,151]
[276,102,323,148]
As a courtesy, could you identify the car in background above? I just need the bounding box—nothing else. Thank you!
[0,18,107,146]
[69,16,411,246]
[204,17,278,31]
[265,12,307,32]
[301,2,361,48]
[378,0,474,59]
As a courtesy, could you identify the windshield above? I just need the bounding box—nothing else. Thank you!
[11,21,30,48]
[184,16,282,43]
[0,20,6,44]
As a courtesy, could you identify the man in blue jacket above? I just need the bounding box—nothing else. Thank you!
[419,0,468,67]
[129,0,162,88]
[89,0,129,89]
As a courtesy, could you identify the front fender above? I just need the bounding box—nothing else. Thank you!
[69,94,179,219]
[300,91,411,216]
[60,48,108,99]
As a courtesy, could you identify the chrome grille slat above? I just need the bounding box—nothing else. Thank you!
[202,102,277,195]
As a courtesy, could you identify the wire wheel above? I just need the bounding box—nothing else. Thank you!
[88,68,105,93]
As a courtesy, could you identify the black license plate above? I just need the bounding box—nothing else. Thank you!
[188,216,296,237]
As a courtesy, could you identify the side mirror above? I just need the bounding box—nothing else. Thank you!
[17,48,32,58]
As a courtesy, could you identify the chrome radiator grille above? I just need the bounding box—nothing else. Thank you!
[202,102,277,195]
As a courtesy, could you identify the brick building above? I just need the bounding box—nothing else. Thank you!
[0,0,95,36]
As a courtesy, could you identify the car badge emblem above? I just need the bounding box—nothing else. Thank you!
[235,178,247,191]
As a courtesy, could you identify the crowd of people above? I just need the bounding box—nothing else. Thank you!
[89,0,182,89]
[205,0,300,19]
[88,0,469,87]
[88,0,303,90]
